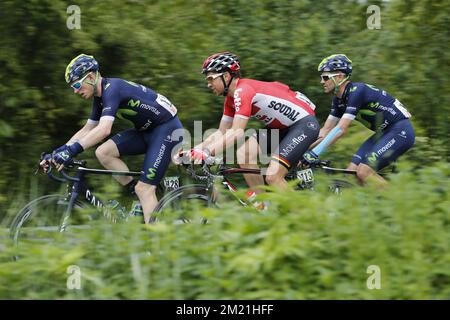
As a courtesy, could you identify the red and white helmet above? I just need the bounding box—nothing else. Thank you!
[201,52,241,74]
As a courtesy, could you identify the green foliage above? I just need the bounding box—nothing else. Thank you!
[0,164,448,299]
[0,0,449,298]
[0,0,449,219]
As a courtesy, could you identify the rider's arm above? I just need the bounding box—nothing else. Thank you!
[65,121,98,146]
[196,117,233,150]
[312,117,352,156]
[308,115,339,149]
[206,117,248,156]
[76,118,114,150]
[312,84,367,155]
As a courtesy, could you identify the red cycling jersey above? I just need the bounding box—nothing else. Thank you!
[222,78,316,129]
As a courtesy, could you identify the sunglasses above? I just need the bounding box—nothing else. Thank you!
[70,73,90,90]
[320,73,341,82]
[205,73,224,81]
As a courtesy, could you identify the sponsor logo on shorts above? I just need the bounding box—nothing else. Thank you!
[368,152,378,164]
[398,130,407,139]
[279,133,307,158]
[306,121,318,130]
[147,168,156,179]
[146,144,167,180]
[377,138,396,156]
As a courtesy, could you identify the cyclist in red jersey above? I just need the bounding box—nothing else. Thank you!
[187,52,320,195]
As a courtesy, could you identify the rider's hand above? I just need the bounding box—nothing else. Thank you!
[302,150,320,165]
[39,153,53,173]
[189,148,211,164]
[52,142,84,169]
[172,149,184,165]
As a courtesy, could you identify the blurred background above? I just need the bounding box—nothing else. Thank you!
[0,0,448,222]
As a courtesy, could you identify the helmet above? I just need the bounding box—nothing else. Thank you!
[318,54,352,74]
[65,54,99,83]
[201,51,240,74]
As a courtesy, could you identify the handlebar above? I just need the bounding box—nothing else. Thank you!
[177,153,223,182]
[38,153,85,183]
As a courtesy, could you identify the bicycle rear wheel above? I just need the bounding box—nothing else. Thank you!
[153,185,215,224]
[9,194,88,248]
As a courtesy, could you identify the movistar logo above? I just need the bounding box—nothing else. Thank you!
[128,99,140,108]
[368,152,378,164]
[105,83,111,90]
[60,151,70,160]
[349,86,358,93]
[147,168,157,179]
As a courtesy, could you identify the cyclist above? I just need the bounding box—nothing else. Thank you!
[304,54,415,187]
[40,54,183,223]
[186,51,319,197]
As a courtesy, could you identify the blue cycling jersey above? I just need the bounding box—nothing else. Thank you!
[89,78,178,130]
[330,82,412,131]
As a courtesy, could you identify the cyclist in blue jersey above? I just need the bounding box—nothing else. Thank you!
[40,54,184,223]
[303,54,415,187]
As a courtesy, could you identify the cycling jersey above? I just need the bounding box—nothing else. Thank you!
[330,82,411,132]
[222,79,316,129]
[88,78,178,131]
[328,82,415,170]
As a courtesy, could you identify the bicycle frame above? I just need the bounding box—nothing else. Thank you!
[45,163,142,231]
[185,161,358,202]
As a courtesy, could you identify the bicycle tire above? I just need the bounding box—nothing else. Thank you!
[153,185,215,223]
[9,194,88,248]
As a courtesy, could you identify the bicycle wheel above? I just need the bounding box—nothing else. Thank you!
[328,179,355,194]
[9,194,88,248]
[153,185,215,224]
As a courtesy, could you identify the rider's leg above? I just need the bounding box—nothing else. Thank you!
[346,162,363,185]
[265,160,289,190]
[265,115,320,190]
[95,140,133,186]
[134,182,158,223]
[356,119,415,189]
[356,163,388,188]
[237,136,264,194]
[347,162,358,170]
[139,116,184,222]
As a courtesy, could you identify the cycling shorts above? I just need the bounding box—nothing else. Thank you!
[110,116,184,185]
[255,115,319,170]
[351,119,415,171]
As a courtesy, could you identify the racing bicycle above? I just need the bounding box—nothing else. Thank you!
[153,157,358,220]
[9,157,180,248]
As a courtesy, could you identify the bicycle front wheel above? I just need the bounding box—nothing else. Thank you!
[9,194,87,247]
[329,179,355,194]
[153,185,215,223]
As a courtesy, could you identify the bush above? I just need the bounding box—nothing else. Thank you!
[0,164,448,299]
